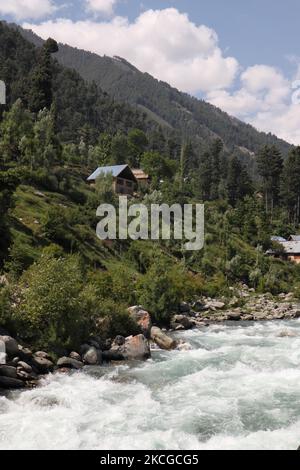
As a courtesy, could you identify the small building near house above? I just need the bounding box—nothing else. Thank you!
[268,236,300,264]
[132,169,150,188]
[87,164,137,196]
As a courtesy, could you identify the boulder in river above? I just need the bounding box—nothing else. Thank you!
[0,376,24,389]
[171,314,193,330]
[82,347,102,365]
[150,326,177,350]
[0,365,18,379]
[17,361,32,373]
[123,334,151,360]
[69,351,82,361]
[34,351,53,361]
[204,300,225,311]
[227,312,241,321]
[32,356,54,373]
[0,335,19,357]
[57,357,84,369]
[128,306,152,338]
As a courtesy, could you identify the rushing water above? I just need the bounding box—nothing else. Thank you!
[1,320,300,450]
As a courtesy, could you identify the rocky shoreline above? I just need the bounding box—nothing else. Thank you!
[1,287,300,391]
[173,289,300,327]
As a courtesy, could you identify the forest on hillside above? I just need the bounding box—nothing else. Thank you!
[1,21,300,355]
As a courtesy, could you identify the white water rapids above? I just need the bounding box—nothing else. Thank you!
[1,320,300,450]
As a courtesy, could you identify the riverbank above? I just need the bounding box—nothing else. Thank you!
[1,287,299,391]
[175,288,300,326]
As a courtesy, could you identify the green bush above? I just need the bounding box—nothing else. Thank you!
[136,257,196,325]
[15,254,89,352]
[0,286,12,331]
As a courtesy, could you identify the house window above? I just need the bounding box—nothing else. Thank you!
[126,181,133,187]
[117,178,124,185]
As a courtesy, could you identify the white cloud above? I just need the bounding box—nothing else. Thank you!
[24,8,239,94]
[22,7,300,144]
[0,0,57,20]
[85,0,117,16]
[207,65,300,145]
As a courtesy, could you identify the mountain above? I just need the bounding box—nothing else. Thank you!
[0,21,160,147]
[15,24,291,162]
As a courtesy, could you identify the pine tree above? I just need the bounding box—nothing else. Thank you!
[0,99,33,165]
[27,38,58,113]
[280,147,300,223]
[226,155,252,206]
[210,139,223,199]
[257,145,283,214]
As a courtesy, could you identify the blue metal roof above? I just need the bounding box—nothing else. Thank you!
[87,164,128,181]
[271,236,287,242]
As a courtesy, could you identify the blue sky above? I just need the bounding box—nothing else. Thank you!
[1,0,300,144]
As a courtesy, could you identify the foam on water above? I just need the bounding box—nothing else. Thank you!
[1,320,300,450]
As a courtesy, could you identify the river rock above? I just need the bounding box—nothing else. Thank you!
[0,365,18,379]
[241,314,254,321]
[171,314,193,330]
[227,312,241,321]
[122,334,151,360]
[69,351,81,361]
[17,361,32,373]
[285,293,295,301]
[0,376,24,389]
[32,356,54,373]
[34,351,53,361]
[0,336,19,357]
[205,301,225,311]
[17,369,38,381]
[150,327,177,350]
[57,357,84,369]
[128,306,152,338]
[82,347,102,365]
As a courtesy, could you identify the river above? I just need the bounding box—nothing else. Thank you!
[1,320,300,450]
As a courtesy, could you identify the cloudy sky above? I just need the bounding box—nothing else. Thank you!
[1,0,300,144]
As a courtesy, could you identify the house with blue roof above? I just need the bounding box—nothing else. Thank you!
[87,164,138,196]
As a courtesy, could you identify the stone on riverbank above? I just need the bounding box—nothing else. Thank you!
[0,365,18,379]
[0,376,25,389]
[227,312,241,321]
[123,334,151,360]
[150,326,177,350]
[57,357,84,369]
[69,351,82,361]
[171,315,193,330]
[32,356,54,373]
[82,347,102,365]
[0,336,19,357]
[128,306,152,338]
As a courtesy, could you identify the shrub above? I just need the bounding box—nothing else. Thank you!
[0,286,12,331]
[136,257,195,325]
[15,254,89,351]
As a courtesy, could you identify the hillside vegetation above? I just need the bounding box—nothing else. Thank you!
[1,22,300,354]
[16,25,291,162]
